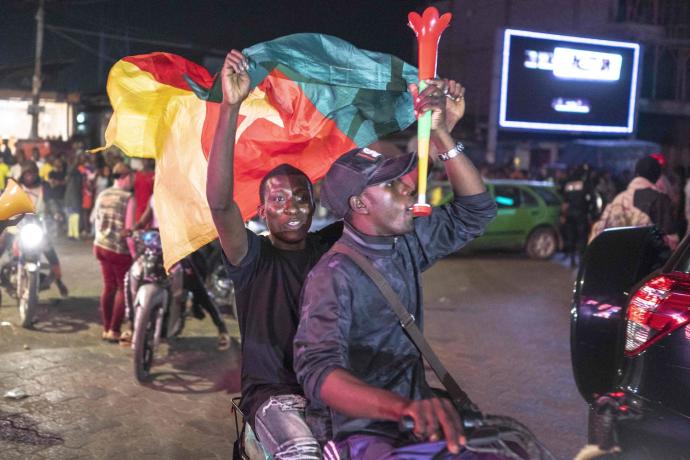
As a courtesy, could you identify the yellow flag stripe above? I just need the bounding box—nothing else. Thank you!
[105,60,192,159]
[105,59,218,271]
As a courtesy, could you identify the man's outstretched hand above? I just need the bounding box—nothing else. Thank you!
[221,50,251,107]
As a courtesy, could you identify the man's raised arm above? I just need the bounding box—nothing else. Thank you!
[206,50,252,266]
[409,78,485,197]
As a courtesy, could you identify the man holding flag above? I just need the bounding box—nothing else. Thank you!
[207,50,342,459]
[101,31,430,456]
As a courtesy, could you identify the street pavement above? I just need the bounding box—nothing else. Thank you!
[0,237,585,459]
[423,251,587,458]
[0,237,241,460]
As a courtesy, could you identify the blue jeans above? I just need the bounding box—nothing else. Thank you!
[254,394,321,460]
[328,435,509,460]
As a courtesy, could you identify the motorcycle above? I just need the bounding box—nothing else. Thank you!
[126,229,188,383]
[397,409,555,460]
[230,397,555,460]
[0,215,54,328]
[194,238,237,320]
[206,262,237,319]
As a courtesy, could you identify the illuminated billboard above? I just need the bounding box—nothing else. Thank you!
[498,29,640,134]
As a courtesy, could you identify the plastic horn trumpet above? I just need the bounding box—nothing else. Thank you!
[408,7,451,217]
[0,178,36,221]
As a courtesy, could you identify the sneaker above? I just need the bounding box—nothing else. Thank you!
[217,333,231,351]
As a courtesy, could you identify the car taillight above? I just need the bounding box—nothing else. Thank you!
[625,274,690,356]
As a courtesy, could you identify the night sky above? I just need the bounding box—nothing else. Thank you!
[1,0,424,95]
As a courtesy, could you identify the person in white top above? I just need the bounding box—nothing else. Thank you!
[10,150,24,180]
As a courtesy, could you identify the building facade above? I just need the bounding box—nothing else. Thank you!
[431,0,690,169]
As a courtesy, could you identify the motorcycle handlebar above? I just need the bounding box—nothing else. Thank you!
[398,407,485,434]
[399,411,553,459]
[398,415,415,432]
[398,414,500,446]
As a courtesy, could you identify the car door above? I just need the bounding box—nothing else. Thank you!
[571,226,667,402]
[528,186,562,228]
[520,187,544,226]
[476,185,533,249]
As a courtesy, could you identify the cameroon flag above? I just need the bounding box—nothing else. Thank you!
[103,33,417,270]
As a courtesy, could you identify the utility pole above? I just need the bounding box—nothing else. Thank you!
[29,0,45,140]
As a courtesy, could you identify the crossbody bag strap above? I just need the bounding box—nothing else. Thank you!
[331,242,476,411]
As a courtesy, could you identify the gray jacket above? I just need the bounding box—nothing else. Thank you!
[294,191,497,442]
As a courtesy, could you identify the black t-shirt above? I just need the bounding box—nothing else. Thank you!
[223,221,342,425]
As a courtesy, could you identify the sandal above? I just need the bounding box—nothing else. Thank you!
[217,333,231,351]
[118,330,133,346]
[101,330,110,341]
[105,331,121,343]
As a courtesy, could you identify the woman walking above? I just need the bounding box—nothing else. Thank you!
[92,162,135,342]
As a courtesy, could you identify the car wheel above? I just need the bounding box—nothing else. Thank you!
[526,227,557,259]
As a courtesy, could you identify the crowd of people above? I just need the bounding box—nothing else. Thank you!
[0,137,237,353]
[555,156,685,267]
[0,138,156,242]
[475,155,688,268]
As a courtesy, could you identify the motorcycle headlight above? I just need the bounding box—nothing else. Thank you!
[142,259,157,273]
[19,223,44,249]
[25,262,39,272]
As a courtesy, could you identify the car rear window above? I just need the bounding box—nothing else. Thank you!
[529,187,561,206]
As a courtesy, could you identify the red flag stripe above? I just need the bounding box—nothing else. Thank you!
[122,53,215,92]
[201,67,356,219]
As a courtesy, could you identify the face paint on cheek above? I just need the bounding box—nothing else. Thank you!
[266,203,286,215]
[297,202,312,215]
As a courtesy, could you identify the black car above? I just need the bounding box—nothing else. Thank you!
[571,226,690,458]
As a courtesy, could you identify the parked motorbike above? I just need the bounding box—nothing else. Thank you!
[126,230,188,383]
[0,215,54,328]
[206,263,237,319]
[197,238,237,320]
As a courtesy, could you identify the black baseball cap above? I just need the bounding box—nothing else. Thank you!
[320,147,417,219]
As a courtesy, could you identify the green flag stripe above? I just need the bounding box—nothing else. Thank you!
[187,33,418,147]
[246,34,417,147]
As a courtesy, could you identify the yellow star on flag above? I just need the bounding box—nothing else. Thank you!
[236,87,285,140]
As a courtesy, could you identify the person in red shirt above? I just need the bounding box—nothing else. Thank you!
[133,159,155,225]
